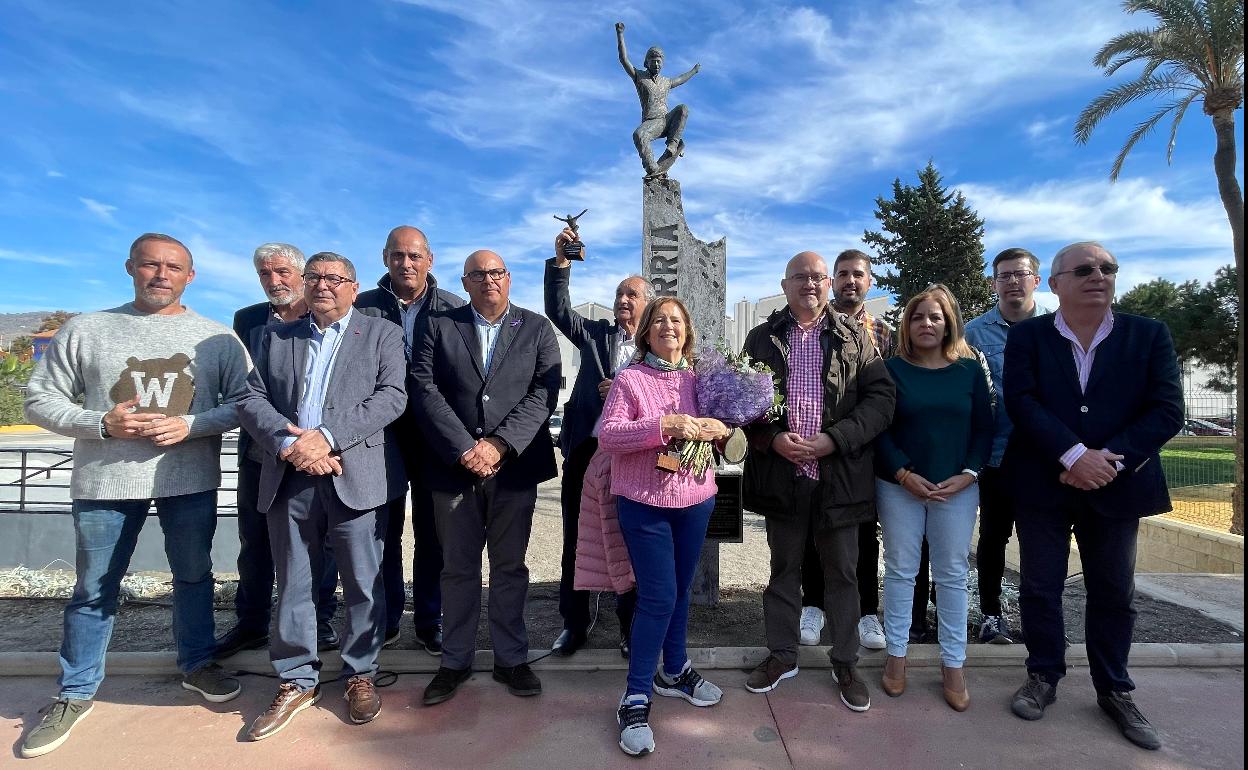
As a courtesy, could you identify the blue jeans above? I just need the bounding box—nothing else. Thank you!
[876,480,978,667]
[616,495,714,697]
[59,491,218,700]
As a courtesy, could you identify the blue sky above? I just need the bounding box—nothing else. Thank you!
[1,0,1242,325]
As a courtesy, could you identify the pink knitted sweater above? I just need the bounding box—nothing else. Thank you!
[598,363,717,508]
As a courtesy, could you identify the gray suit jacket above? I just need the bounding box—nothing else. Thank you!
[238,311,408,512]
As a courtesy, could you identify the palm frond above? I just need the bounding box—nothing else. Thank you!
[1109,100,1183,180]
[1075,73,1200,144]
[1165,90,1201,163]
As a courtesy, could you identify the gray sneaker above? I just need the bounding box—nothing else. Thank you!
[182,662,242,703]
[653,662,722,707]
[617,694,655,756]
[20,699,94,758]
[832,665,871,712]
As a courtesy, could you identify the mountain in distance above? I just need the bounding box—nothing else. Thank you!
[0,311,54,348]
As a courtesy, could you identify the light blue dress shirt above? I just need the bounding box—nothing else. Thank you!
[397,290,429,362]
[965,301,1049,467]
[281,307,353,452]
[471,304,509,373]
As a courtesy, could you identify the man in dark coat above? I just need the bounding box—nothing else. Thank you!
[1003,242,1182,751]
[411,249,561,706]
[741,251,895,713]
[355,225,465,654]
[543,226,650,657]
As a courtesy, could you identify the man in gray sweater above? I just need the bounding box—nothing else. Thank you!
[20,233,250,759]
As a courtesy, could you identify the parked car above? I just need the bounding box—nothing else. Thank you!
[549,414,563,441]
[1181,418,1233,437]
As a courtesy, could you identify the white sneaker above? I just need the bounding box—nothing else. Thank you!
[858,614,886,650]
[799,606,825,646]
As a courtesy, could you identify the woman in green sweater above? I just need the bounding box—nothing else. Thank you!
[875,284,993,712]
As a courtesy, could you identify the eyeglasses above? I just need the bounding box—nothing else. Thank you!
[464,268,509,283]
[302,273,355,288]
[387,250,429,262]
[785,273,829,285]
[994,270,1036,284]
[1053,262,1119,279]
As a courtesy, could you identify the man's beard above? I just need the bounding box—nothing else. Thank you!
[268,289,297,306]
[140,286,177,308]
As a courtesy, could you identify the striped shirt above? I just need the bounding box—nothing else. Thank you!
[787,313,827,479]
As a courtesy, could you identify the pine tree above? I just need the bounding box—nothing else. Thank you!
[863,162,991,324]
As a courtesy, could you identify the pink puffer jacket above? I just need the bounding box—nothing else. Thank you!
[574,449,636,593]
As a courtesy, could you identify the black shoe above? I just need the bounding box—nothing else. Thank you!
[1098,692,1162,750]
[619,635,630,660]
[213,625,269,660]
[1011,673,1057,720]
[423,667,471,706]
[317,621,340,652]
[492,663,542,697]
[552,628,587,657]
[414,625,443,656]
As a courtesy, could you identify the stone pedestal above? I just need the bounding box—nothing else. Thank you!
[641,175,728,605]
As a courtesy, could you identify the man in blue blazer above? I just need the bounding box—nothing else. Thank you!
[544,226,650,657]
[238,252,408,739]
[1003,242,1182,751]
[411,249,561,706]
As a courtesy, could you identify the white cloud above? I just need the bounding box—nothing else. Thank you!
[0,248,72,266]
[78,197,118,223]
[46,170,65,178]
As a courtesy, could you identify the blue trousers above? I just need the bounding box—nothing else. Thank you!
[59,491,218,700]
[267,473,387,689]
[616,496,714,697]
[233,457,338,632]
[877,480,978,667]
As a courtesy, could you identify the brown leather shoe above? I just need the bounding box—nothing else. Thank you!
[248,683,321,741]
[345,676,381,724]
[942,665,970,712]
[881,655,907,697]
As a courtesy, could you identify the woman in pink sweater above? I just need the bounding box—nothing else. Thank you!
[598,297,730,757]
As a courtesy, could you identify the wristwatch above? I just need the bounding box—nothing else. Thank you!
[961,468,979,480]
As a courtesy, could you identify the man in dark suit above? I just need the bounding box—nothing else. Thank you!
[355,225,466,654]
[1003,242,1182,751]
[216,243,341,660]
[543,226,649,657]
[238,252,408,739]
[411,249,561,706]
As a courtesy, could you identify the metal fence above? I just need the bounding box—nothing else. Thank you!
[1164,390,1237,531]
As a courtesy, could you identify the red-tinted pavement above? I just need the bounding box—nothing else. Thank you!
[2,664,1242,769]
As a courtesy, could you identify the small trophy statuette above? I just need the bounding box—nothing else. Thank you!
[553,208,589,260]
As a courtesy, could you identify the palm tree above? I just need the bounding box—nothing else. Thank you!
[1075,0,1244,535]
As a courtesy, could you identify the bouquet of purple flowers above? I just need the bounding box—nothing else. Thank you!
[672,341,784,476]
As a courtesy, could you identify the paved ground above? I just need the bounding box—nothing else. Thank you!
[2,666,1242,768]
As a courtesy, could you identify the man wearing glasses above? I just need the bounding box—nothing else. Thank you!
[411,250,561,707]
[964,248,1049,645]
[239,253,408,739]
[1003,242,1182,750]
[356,226,465,655]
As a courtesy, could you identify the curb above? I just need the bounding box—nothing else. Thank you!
[0,643,1242,677]
[0,425,44,434]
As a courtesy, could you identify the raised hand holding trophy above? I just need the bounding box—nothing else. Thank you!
[553,209,589,260]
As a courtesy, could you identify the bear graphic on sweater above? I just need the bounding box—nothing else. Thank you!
[108,353,196,415]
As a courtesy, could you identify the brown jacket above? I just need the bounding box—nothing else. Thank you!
[742,305,896,529]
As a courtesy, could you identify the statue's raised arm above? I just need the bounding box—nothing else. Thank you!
[615,22,636,78]
[669,62,700,88]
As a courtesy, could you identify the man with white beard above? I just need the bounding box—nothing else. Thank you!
[215,243,341,659]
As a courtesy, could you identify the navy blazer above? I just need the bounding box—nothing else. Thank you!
[543,258,624,456]
[410,302,561,492]
[1002,312,1183,519]
[237,311,409,512]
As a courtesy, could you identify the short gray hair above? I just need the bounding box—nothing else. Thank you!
[129,232,192,267]
[252,242,306,273]
[1052,241,1114,276]
[622,274,657,302]
[306,252,357,281]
